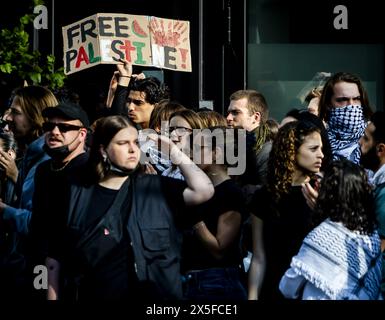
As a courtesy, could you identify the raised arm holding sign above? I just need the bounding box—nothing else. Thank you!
[62,13,191,75]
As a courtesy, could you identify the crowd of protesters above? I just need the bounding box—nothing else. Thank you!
[0,62,384,301]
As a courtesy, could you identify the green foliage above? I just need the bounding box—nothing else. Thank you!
[0,0,66,89]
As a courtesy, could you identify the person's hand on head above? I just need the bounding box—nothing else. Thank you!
[147,133,182,164]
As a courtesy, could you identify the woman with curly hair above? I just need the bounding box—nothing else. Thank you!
[248,120,324,300]
[279,159,382,300]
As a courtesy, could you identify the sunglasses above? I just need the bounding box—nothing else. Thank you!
[42,122,84,133]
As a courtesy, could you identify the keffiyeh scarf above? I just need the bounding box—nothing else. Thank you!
[371,164,385,187]
[327,105,366,164]
[290,219,382,300]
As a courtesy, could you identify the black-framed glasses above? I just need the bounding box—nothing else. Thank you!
[168,126,193,136]
[42,122,83,133]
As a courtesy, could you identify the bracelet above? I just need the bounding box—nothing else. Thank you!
[120,75,131,78]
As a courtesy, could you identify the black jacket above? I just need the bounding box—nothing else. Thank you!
[56,174,185,300]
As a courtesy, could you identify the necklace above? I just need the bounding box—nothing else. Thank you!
[50,161,70,172]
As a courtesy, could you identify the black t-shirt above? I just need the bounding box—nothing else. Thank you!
[159,176,188,223]
[250,185,313,300]
[85,184,118,226]
[182,179,246,271]
[28,153,89,264]
[78,184,138,300]
[54,184,139,300]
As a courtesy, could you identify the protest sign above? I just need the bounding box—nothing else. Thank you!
[63,13,191,75]
[148,16,191,72]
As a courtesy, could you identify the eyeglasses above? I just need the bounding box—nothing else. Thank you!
[168,126,193,136]
[42,122,83,133]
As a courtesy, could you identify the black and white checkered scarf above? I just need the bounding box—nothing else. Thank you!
[289,219,382,300]
[327,105,367,164]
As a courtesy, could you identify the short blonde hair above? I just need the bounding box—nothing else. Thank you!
[230,90,269,123]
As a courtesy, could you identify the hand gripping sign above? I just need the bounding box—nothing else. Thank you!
[62,13,191,75]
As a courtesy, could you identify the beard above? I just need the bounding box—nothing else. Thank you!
[360,146,380,171]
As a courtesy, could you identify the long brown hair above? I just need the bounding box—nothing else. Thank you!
[12,86,58,141]
[267,120,321,203]
[318,72,372,122]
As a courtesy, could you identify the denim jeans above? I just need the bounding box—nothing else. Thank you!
[183,267,247,301]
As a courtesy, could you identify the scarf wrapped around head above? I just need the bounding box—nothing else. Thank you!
[290,219,382,300]
[327,105,367,164]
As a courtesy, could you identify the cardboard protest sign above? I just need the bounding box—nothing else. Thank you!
[63,13,151,75]
[148,16,191,72]
[63,13,191,75]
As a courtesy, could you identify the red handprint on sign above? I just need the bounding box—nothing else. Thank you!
[149,17,188,47]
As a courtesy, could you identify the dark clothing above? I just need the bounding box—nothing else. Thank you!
[110,85,129,117]
[239,132,272,189]
[85,184,118,226]
[0,176,16,206]
[250,185,314,300]
[181,179,247,301]
[28,152,89,266]
[236,134,272,258]
[0,178,15,255]
[63,183,137,301]
[48,174,188,300]
[182,179,246,271]
[27,152,89,300]
[4,136,49,234]
[0,136,49,299]
[183,267,247,301]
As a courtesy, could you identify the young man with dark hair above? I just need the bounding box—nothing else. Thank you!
[109,59,169,129]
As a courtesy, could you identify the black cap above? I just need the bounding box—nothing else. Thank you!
[43,102,89,127]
